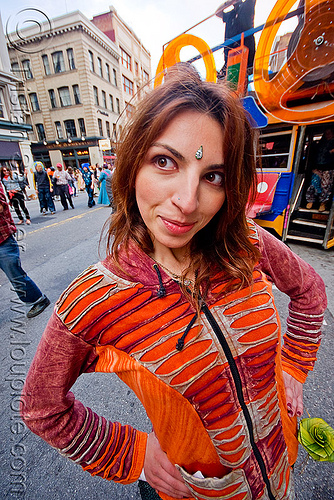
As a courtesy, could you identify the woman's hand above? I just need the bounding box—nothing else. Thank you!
[144,432,190,499]
[282,371,303,417]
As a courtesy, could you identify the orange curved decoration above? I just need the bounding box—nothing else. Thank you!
[154,34,216,87]
[254,0,334,123]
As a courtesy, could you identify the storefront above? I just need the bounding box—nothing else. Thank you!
[0,140,22,169]
[31,137,104,170]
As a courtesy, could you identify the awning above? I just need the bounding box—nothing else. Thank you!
[0,141,22,161]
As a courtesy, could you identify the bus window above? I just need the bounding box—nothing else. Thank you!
[259,128,293,170]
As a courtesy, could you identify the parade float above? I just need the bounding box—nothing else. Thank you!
[154,0,334,249]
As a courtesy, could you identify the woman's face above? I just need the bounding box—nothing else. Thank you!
[135,110,226,260]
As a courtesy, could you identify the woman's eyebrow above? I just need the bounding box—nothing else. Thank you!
[206,163,225,171]
[151,142,185,161]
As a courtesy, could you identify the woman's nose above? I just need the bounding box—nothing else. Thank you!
[172,174,199,214]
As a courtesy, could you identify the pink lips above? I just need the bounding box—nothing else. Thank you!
[161,217,196,235]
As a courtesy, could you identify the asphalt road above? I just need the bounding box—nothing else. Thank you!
[0,193,333,500]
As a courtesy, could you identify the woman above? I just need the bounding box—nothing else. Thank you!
[97,164,112,205]
[1,166,31,224]
[67,166,77,197]
[21,68,326,500]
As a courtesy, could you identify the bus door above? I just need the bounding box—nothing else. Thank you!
[253,124,297,238]
[284,124,334,249]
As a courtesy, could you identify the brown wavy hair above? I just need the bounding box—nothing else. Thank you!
[105,65,260,296]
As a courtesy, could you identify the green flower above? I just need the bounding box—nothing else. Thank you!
[298,418,334,462]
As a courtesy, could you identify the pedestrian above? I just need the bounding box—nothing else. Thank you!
[105,163,114,208]
[305,127,334,212]
[0,166,31,225]
[91,164,99,196]
[79,163,95,208]
[21,67,327,500]
[70,167,79,196]
[33,161,56,215]
[47,167,57,199]
[53,163,74,211]
[97,164,112,205]
[18,164,30,201]
[0,182,50,317]
[76,168,85,192]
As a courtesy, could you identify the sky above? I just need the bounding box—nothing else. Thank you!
[0,0,296,76]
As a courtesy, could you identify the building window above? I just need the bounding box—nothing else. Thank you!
[143,70,149,83]
[22,60,33,79]
[0,88,5,118]
[126,103,135,119]
[97,118,103,137]
[58,87,71,107]
[64,119,77,138]
[135,61,139,75]
[29,93,40,111]
[97,57,103,77]
[11,62,20,76]
[52,51,65,73]
[78,118,86,137]
[67,48,75,70]
[93,86,99,106]
[18,94,28,112]
[48,89,57,108]
[113,68,117,86]
[122,75,133,96]
[102,90,107,109]
[55,121,63,139]
[42,55,51,75]
[109,94,114,112]
[106,121,110,138]
[36,123,46,142]
[116,98,120,114]
[72,84,81,105]
[120,47,131,70]
[105,63,110,82]
[88,51,94,72]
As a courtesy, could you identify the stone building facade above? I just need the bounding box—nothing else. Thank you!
[92,6,151,121]
[0,13,33,174]
[7,9,150,169]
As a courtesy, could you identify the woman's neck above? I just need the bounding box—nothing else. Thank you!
[150,245,194,282]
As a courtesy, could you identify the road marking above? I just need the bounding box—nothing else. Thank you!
[26,207,106,235]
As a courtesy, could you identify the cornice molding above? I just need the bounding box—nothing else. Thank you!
[7,24,119,62]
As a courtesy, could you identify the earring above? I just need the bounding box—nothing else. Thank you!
[195,146,203,160]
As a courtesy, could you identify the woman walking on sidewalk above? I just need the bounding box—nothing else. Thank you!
[0,166,31,225]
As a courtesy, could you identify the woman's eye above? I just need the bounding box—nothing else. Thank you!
[153,156,175,170]
[205,172,224,186]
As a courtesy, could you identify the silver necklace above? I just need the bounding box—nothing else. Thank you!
[151,258,193,286]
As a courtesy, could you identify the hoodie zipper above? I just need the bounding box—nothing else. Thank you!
[201,302,276,500]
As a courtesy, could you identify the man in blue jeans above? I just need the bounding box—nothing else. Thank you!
[0,183,50,318]
[33,161,56,215]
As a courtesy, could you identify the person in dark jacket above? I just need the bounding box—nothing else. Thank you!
[33,162,56,215]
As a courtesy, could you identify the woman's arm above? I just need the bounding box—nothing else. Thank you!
[21,312,147,483]
[255,224,327,413]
